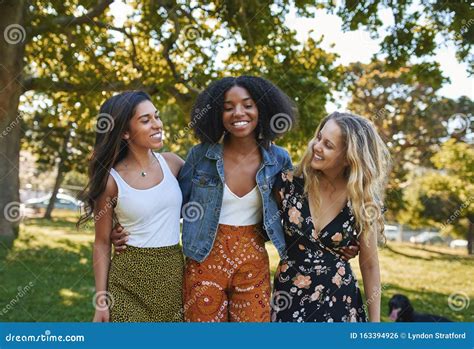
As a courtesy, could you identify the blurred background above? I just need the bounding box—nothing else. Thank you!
[0,0,472,322]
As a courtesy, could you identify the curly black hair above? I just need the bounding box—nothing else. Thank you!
[191,76,297,148]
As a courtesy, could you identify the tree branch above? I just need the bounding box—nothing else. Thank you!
[162,11,202,96]
[90,20,142,71]
[23,77,131,92]
[21,77,193,106]
[29,2,141,71]
[238,0,255,48]
[29,0,114,36]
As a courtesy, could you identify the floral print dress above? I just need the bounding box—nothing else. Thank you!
[271,171,367,322]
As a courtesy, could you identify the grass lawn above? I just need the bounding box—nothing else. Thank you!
[1,211,472,322]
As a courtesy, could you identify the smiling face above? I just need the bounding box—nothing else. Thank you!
[122,100,163,150]
[222,86,259,139]
[310,119,348,174]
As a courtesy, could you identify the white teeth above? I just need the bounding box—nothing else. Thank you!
[232,121,249,127]
[150,133,162,139]
[314,155,323,160]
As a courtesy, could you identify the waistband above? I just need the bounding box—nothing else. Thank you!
[217,223,263,234]
[123,243,182,256]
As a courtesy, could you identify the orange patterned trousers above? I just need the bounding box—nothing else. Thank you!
[183,224,271,322]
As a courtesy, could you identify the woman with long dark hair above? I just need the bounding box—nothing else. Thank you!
[78,91,184,322]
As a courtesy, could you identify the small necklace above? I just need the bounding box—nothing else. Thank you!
[125,153,158,177]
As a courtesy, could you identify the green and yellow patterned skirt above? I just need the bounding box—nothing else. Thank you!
[108,244,184,322]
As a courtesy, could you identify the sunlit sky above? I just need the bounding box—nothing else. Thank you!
[110,1,473,105]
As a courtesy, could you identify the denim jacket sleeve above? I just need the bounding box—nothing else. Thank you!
[178,146,196,206]
[281,147,294,172]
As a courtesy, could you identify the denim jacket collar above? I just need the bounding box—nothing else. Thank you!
[205,142,277,166]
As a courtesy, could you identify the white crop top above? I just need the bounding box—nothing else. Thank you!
[109,153,182,248]
[218,184,263,226]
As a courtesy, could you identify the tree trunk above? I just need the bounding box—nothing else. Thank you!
[43,163,65,220]
[44,132,70,219]
[0,1,26,245]
[467,219,473,255]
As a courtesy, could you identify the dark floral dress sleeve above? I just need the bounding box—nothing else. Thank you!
[272,170,294,211]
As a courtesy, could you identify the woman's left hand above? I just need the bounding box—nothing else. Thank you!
[339,244,360,261]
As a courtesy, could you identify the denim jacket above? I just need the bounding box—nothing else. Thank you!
[178,142,293,262]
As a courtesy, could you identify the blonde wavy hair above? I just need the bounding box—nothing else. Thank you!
[294,112,391,244]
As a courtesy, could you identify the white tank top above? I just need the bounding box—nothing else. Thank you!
[109,153,182,248]
[218,184,263,225]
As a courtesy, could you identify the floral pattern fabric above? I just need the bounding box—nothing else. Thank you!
[271,171,367,322]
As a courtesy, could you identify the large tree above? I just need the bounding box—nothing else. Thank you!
[332,0,473,69]
[345,60,474,219]
[0,0,336,239]
[400,139,474,254]
[22,92,95,219]
[1,0,472,241]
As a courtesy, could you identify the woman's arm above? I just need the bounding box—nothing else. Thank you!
[281,148,293,172]
[177,147,196,206]
[162,152,185,177]
[92,175,117,322]
[358,229,381,322]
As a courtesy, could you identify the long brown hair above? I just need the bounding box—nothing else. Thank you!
[295,112,391,244]
[77,91,151,227]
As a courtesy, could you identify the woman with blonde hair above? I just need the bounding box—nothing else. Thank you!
[271,111,391,322]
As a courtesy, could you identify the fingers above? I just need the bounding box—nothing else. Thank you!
[115,233,128,249]
[339,246,357,260]
[111,227,129,243]
[339,250,351,261]
[117,235,129,246]
[114,244,127,255]
[113,235,128,250]
[347,246,358,258]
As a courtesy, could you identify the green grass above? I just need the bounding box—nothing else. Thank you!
[1,211,472,322]
[0,211,94,321]
[267,242,474,322]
